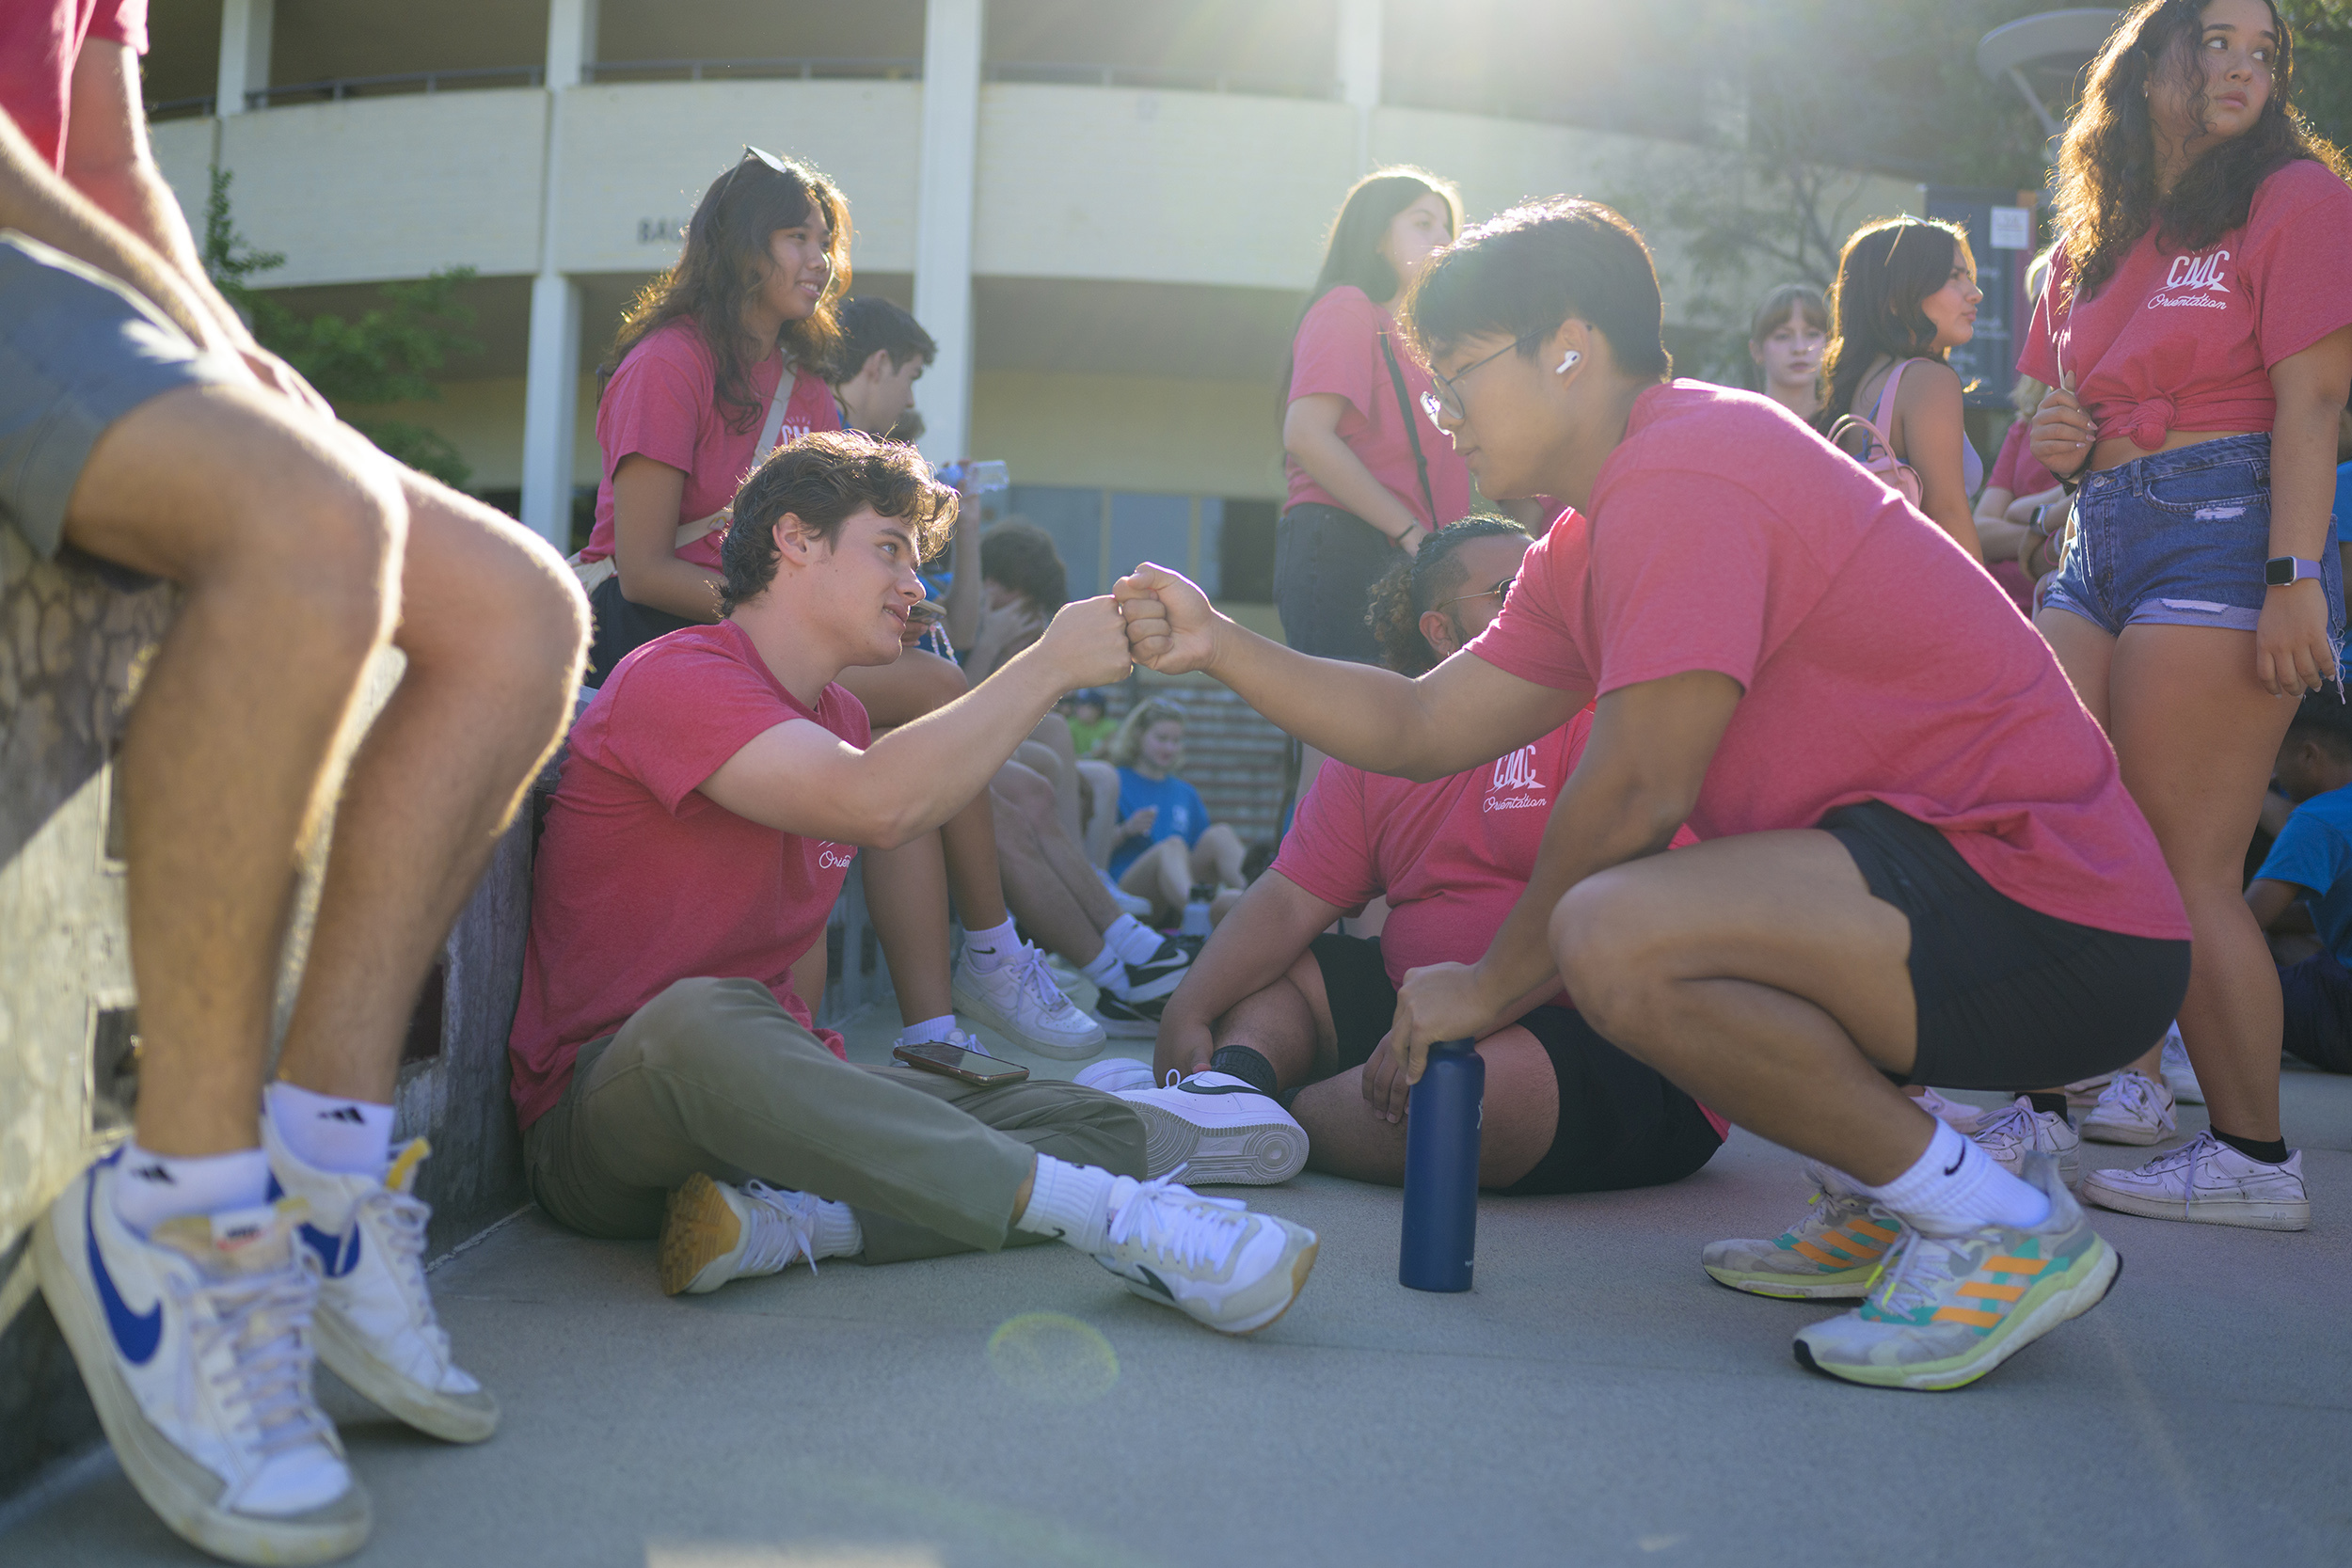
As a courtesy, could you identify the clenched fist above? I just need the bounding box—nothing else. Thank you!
[1112,562,1222,674]
[1032,594,1136,689]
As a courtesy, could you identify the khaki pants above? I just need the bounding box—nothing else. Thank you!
[522,977,1148,1262]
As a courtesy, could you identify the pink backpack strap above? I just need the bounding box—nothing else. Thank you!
[1870,358,1915,447]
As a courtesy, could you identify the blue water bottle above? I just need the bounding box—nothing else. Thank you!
[1399,1038,1484,1291]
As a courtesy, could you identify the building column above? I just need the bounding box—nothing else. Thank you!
[520,0,597,550]
[913,0,984,467]
[215,0,274,116]
[1336,0,1381,176]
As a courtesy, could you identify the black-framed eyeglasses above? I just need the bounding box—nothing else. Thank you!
[1420,332,1541,426]
[1435,575,1514,611]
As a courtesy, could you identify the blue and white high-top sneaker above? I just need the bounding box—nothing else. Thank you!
[35,1150,369,1565]
[262,1125,499,1444]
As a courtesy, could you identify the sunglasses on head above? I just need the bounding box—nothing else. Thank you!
[712,144,795,214]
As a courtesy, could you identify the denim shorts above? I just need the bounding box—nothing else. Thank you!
[0,230,241,558]
[1273,501,1402,664]
[2043,431,2346,646]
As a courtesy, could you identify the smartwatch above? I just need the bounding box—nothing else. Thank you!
[2265,556,2325,587]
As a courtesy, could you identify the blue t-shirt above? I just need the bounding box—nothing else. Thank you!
[2255,782,2352,965]
[1108,768,1209,879]
[2333,460,2352,546]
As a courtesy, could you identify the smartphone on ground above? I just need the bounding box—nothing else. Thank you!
[892,1038,1030,1086]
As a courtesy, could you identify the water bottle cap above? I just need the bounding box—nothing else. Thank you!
[1429,1037,1477,1055]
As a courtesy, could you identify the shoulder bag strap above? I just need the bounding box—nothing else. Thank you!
[674,363,799,552]
[1379,333,1438,528]
[1871,359,1914,452]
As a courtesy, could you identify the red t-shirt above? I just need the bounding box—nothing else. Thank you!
[582,319,843,570]
[1465,382,2189,942]
[0,0,146,170]
[508,620,868,1128]
[2020,160,2352,451]
[1979,420,2058,615]
[1273,706,1724,1137]
[1284,285,1473,529]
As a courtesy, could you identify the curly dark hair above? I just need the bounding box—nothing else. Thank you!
[604,150,853,433]
[1814,216,1973,436]
[720,430,956,613]
[1365,517,1529,675]
[2055,0,2349,305]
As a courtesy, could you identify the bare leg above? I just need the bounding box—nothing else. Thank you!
[60,386,403,1155]
[1189,948,1336,1085]
[1295,1029,1556,1188]
[2108,624,2296,1141]
[1078,760,1120,866]
[1552,830,1933,1185]
[993,770,1105,966]
[941,790,1009,930]
[1120,836,1191,920]
[862,832,956,1025]
[275,467,586,1101]
[1190,822,1248,888]
[1025,713,1085,840]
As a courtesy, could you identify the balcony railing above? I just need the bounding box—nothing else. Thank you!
[985,61,1336,100]
[246,65,546,109]
[583,56,922,84]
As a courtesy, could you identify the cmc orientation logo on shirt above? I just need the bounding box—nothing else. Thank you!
[2149,248,2232,310]
[817,843,855,870]
[1484,745,1549,813]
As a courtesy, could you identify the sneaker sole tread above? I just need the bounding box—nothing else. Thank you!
[1793,1237,2122,1391]
[1129,1101,1308,1185]
[660,1173,744,1295]
[1702,1264,1876,1300]
[34,1206,373,1564]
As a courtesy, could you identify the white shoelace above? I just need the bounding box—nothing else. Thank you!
[356,1187,455,1363]
[2100,1071,2166,1123]
[183,1263,338,1464]
[2127,1130,2217,1180]
[737,1181,822,1276]
[1007,943,1084,1022]
[1864,1227,1973,1322]
[1105,1173,1248,1274]
[1975,1102,2053,1148]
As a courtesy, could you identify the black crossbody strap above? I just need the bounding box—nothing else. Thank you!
[1379,332,1438,526]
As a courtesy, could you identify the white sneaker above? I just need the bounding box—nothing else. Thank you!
[660,1173,838,1294]
[2079,1130,2309,1230]
[1972,1098,2080,1187]
[954,942,1106,1060]
[1090,1174,1318,1335]
[1114,1070,1309,1185]
[262,1128,496,1444]
[1073,1057,1165,1095]
[1912,1087,1985,1134]
[34,1153,369,1565]
[2063,1072,2116,1111]
[2080,1070,2176,1147]
[2159,1025,2204,1104]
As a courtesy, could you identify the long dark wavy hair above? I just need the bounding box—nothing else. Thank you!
[1365,518,1527,675]
[2055,0,2349,304]
[1279,166,1464,414]
[1814,216,1973,436]
[605,150,853,432]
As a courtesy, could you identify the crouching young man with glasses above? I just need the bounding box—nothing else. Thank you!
[508,430,1318,1333]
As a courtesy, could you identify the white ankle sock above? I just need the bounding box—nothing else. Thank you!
[961,918,1021,974]
[112,1142,273,1234]
[1855,1118,2051,1237]
[811,1199,864,1259]
[1011,1155,1117,1253]
[1078,942,1126,990]
[1104,914,1164,967]
[898,1014,960,1046]
[264,1081,394,1178]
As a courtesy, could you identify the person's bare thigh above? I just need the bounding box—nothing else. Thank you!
[835,649,968,727]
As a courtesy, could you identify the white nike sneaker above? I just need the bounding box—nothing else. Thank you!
[34,1153,369,1565]
[262,1126,497,1444]
[1912,1087,1985,1134]
[2159,1025,2204,1105]
[1115,1070,1309,1185]
[2079,1130,2309,1230]
[2080,1069,2177,1147]
[1073,1057,1165,1096]
[1090,1174,1318,1335]
[2063,1072,2116,1111]
[954,942,1106,1060]
[1972,1098,2081,1188]
[660,1173,843,1294]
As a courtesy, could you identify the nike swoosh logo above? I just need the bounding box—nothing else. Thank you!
[268,1176,362,1276]
[87,1164,164,1366]
[1133,1264,1175,1301]
[1179,1083,1272,1098]
[1944,1154,1965,1176]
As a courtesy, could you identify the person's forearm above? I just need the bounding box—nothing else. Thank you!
[1287,426,1425,545]
[943,512,982,649]
[74,161,252,350]
[1192,614,1488,780]
[618,555,726,622]
[2269,395,2344,564]
[1159,875,1339,1038]
[858,640,1088,842]
[0,118,238,354]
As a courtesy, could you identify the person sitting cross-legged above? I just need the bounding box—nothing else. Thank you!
[509,430,1318,1335]
[1079,520,1726,1195]
[2242,689,2352,1083]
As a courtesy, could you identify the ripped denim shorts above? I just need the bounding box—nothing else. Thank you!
[2043,431,2345,647]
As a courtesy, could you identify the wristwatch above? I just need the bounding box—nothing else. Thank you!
[2265,556,2325,587]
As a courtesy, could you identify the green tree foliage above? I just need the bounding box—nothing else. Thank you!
[199,166,481,487]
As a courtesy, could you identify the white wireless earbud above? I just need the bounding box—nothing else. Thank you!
[1556,350,1581,373]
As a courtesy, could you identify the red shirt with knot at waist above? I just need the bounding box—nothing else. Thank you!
[2020,160,2352,452]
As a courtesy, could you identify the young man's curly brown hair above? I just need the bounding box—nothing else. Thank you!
[720,430,956,613]
[1365,517,1529,676]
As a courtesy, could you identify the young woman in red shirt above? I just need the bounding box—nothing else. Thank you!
[2025,0,2352,1227]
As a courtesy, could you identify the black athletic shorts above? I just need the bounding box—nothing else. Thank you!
[1309,933,1724,1196]
[1818,800,2191,1089]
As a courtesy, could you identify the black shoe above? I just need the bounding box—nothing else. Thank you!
[1094,987,1169,1039]
[1117,940,1192,1003]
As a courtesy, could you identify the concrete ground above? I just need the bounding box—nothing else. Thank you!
[7,996,2350,1568]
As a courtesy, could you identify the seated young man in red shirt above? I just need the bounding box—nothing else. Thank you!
[1079,519,1723,1196]
[1114,200,2190,1392]
[509,430,1317,1336]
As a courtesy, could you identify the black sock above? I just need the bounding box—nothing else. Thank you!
[2026,1092,2071,1119]
[1209,1045,1279,1098]
[2212,1129,2290,1164]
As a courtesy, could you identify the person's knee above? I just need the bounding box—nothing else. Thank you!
[995,759,1057,824]
[1551,874,1668,1037]
[626,977,774,1082]
[226,444,405,665]
[398,483,590,687]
